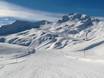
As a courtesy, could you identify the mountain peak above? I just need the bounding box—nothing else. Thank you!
[58,13,92,23]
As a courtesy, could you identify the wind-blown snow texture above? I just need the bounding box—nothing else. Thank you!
[0,13,104,78]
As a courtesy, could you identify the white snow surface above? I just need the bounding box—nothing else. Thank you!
[0,45,104,78]
[0,13,104,78]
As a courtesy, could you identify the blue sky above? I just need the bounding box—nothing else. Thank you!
[6,0,104,16]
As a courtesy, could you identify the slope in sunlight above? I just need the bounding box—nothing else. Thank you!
[0,13,104,78]
[0,13,103,50]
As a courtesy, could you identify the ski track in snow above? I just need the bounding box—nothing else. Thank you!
[0,49,104,78]
[65,55,104,64]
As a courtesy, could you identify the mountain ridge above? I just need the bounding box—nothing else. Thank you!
[0,13,104,49]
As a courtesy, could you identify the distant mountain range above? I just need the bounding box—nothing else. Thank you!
[0,13,104,49]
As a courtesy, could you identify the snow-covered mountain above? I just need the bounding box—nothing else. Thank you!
[0,13,104,78]
[0,13,103,49]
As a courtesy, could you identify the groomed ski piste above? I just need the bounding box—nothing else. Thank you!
[0,40,104,78]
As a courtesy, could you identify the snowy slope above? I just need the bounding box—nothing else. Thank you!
[0,13,104,78]
[0,47,104,78]
[0,13,103,49]
[0,43,35,59]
